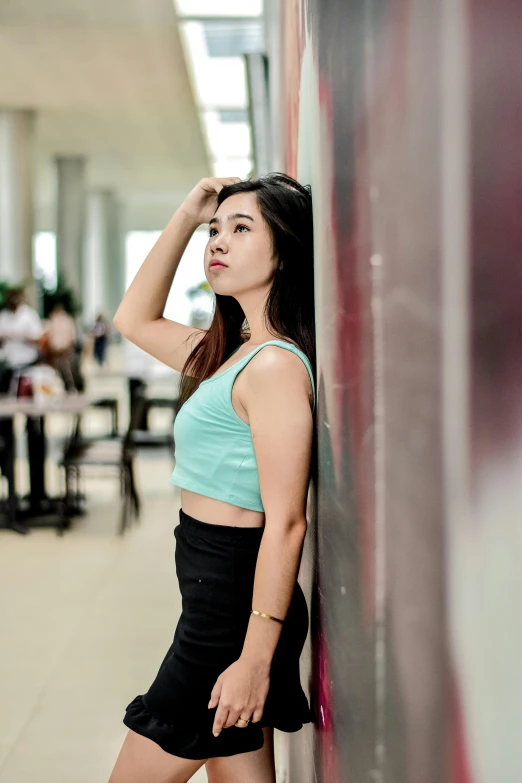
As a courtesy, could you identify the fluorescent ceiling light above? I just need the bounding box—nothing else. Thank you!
[180,22,248,108]
[175,0,263,17]
[202,20,264,57]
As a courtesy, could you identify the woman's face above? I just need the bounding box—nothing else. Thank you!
[204,192,276,296]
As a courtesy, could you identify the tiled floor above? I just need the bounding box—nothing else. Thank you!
[0,356,209,782]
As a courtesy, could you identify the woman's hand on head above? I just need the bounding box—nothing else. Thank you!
[208,656,270,737]
[179,177,242,227]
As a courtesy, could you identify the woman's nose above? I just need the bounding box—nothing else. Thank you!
[209,233,228,254]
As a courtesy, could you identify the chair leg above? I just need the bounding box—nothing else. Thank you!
[64,466,71,508]
[118,466,131,535]
[76,466,85,505]
[58,497,71,535]
[112,405,118,438]
[128,460,140,520]
[69,465,78,508]
[119,466,126,498]
[59,467,72,534]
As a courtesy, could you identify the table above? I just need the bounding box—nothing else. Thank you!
[0,394,95,534]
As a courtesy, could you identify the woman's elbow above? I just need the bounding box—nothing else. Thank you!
[290,517,307,543]
[112,311,131,339]
[268,516,307,545]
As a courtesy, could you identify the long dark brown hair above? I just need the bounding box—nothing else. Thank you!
[177,172,315,408]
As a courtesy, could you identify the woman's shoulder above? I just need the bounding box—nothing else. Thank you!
[243,344,314,403]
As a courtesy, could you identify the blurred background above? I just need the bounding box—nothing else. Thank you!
[0,1,521,782]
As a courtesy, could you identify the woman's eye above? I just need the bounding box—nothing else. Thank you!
[235,224,249,233]
[208,228,218,237]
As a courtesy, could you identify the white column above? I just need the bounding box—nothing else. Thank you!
[0,110,35,299]
[245,53,272,176]
[105,196,125,322]
[84,190,123,326]
[55,156,86,305]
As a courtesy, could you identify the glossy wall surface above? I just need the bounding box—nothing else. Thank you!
[267,0,522,781]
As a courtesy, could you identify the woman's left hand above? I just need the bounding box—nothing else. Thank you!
[208,656,270,736]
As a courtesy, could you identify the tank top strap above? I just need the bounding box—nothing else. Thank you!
[228,340,316,412]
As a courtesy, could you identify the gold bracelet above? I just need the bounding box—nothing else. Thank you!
[251,609,284,625]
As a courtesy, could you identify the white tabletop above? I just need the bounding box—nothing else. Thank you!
[0,393,96,417]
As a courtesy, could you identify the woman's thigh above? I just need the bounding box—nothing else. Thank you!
[205,727,276,783]
[108,729,206,783]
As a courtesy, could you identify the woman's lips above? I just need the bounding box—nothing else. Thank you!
[209,262,228,270]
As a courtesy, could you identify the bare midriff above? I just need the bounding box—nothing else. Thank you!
[180,488,265,528]
[179,337,293,529]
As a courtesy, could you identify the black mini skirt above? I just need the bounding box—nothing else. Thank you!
[123,508,311,760]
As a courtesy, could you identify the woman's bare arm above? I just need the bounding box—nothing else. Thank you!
[209,347,314,735]
[113,177,240,373]
[113,209,205,372]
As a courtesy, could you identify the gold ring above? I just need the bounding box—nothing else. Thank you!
[237,716,251,725]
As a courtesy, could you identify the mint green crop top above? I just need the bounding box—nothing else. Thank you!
[170,340,316,512]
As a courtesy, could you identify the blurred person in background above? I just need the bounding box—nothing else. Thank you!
[46,302,84,393]
[0,287,42,394]
[91,312,111,367]
[122,337,152,432]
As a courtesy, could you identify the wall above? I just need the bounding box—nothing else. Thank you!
[268,0,522,781]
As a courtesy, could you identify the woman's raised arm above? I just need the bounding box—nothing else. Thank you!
[113,177,240,373]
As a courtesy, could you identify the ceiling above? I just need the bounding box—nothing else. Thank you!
[0,0,211,230]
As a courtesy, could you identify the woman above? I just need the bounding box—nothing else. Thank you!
[92,312,111,366]
[46,302,83,392]
[109,173,316,783]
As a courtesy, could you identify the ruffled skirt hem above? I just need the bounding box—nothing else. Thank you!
[123,694,311,760]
